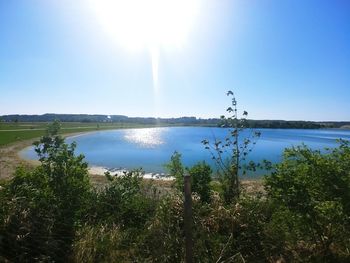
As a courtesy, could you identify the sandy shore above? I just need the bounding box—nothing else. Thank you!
[88,166,174,180]
[0,139,37,179]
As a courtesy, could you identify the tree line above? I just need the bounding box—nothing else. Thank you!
[1,113,348,129]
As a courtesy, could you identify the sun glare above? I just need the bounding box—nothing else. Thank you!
[90,0,199,50]
[124,128,165,148]
[90,0,199,97]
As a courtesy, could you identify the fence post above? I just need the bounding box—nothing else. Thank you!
[184,175,193,263]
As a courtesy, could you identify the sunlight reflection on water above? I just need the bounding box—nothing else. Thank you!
[123,128,166,148]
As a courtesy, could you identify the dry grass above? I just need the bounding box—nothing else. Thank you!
[241,179,265,195]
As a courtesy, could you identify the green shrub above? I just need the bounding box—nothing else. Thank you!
[138,194,185,262]
[0,121,92,262]
[89,170,157,230]
[188,161,212,203]
[165,151,185,191]
[137,192,276,262]
[264,141,350,261]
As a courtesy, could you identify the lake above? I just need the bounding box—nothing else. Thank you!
[21,127,350,178]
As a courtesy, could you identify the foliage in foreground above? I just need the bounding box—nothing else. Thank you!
[264,140,350,262]
[0,120,92,261]
[202,91,261,204]
[1,121,350,262]
[166,152,212,203]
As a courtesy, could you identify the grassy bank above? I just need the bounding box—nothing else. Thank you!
[0,122,171,146]
[0,122,145,179]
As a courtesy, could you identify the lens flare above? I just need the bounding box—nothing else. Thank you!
[90,0,199,91]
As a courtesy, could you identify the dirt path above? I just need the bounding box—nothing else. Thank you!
[0,139,36,179]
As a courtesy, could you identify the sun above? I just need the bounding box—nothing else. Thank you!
[89,0,199,50]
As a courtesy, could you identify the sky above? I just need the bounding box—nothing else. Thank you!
[0,0,349,121]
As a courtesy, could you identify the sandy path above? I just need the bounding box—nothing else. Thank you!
[0,139,36,179]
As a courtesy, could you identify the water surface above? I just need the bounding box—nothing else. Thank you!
[21,127,350,178]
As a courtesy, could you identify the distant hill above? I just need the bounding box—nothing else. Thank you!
[0,113,349,129]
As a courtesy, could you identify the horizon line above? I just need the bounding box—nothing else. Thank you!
[1,113,349,123]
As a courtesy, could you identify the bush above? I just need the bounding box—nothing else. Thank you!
[138,194,185,262]
[138,192,277,262]
[264,140,350,261]
[88,170,157,230]
[74,170,158,261]
[188,161,212,203]
[165,151,185,191]
[0,121,92,262]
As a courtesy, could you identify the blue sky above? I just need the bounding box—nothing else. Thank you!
[0,0,349,121]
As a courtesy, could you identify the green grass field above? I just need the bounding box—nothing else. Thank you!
[0,122,161,146]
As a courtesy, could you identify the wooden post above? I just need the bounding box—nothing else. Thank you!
[184,175,193,263]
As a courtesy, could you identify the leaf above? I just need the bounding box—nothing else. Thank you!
[227,90,234,96]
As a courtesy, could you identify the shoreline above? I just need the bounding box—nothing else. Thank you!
[0,139,36,179]
[0,130,180,181]
[88,166,174,180]
[1,130,263,194]
[0,130,104,179]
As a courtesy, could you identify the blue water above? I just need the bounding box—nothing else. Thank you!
[21,127,350,177]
